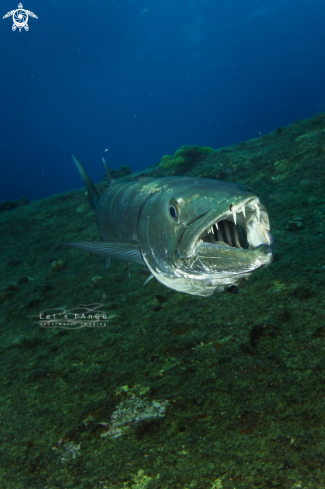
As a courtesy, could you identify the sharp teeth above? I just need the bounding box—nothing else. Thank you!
[215,222,218,230]
[233,211,237,225]
[242,207,246,218]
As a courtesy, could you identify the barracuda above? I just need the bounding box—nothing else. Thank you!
[65,156,274,297]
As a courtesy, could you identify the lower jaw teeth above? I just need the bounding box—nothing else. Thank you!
[197,238,230,247]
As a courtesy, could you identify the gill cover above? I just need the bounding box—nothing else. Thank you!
[138,191,181,279]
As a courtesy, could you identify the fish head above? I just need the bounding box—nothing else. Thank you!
[138,177,274,296]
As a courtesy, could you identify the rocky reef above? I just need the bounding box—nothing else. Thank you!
[1,113,325,488]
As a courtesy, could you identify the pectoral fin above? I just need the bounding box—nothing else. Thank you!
[64,240,144,265]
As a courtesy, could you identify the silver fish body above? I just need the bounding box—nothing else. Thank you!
[65,157,274,297]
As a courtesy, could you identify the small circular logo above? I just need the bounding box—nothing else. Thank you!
[13,6,28,31]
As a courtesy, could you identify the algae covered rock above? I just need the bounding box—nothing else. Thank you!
[158,145,213,173]
[50,259,65,272]
[287,217,304,230]
[0,196,29,212]
[102,165,133,181]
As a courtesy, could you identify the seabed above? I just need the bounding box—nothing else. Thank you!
[1,113,325,488]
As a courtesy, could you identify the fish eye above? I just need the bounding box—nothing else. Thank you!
[169,205,178,221]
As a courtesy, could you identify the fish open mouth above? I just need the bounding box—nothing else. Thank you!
[193,197,272,252]
[197,219,247,248]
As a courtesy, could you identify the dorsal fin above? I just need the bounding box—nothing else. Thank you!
[72,155,100,210]
[102,157,112,185]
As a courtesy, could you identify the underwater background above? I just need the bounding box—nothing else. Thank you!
[1,0,325,202]
[2,1,325,488]
[1,114,325,488]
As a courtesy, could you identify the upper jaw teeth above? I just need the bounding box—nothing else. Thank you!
[230,202,249,220]
[196,199,264,248]
[230,200,261,223]
[206,203,251,234]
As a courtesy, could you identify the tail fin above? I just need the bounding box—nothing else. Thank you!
[72,155,100,210]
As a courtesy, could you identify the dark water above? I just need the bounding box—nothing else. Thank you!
[1,0,325,202]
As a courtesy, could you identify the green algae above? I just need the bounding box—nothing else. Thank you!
[1,113,325,488]
[157,145,213,173]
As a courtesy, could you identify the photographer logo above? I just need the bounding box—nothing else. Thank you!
[3,3,38,32]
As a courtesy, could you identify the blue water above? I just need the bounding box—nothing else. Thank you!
[1,0,324,202]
